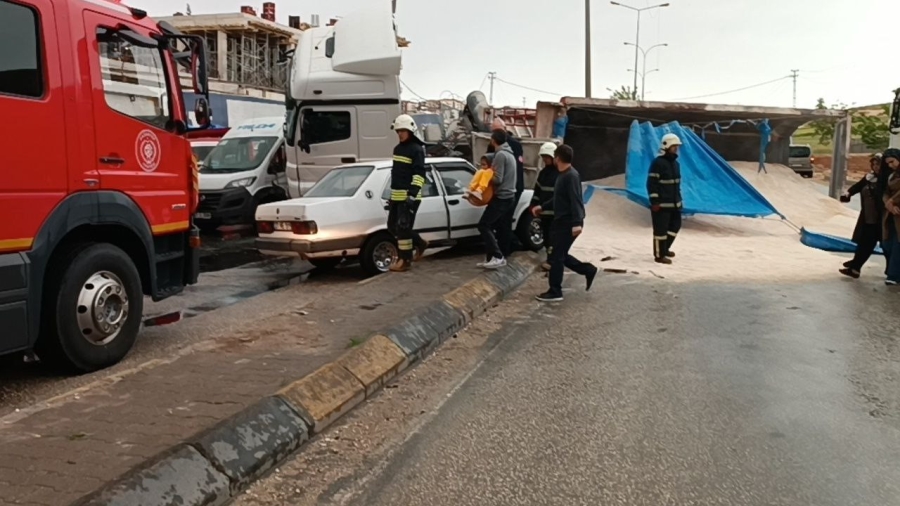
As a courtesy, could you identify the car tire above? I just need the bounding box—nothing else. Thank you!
[360,232,398,277]
[516,211,544,252]
[36,243,143,373]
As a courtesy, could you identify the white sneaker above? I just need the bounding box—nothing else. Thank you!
[483,257,507,270]
[476,260,489,268]
[886,280,898,286]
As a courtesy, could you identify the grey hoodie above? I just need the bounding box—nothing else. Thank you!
[491,143,517,199]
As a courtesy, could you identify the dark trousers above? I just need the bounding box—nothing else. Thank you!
[499,190,523,256]
[548,224,595,296]
[540,216,554,258]
[652,209,682,259]
[883,226,900,282]
[387,200,420,262]
[848,223,881,271]
[480,197,514,260]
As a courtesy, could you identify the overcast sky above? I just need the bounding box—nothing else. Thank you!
[146,0,900,109]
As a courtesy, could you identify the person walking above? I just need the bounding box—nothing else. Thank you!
[839,153,885,278]
[532,142,560,271]
[880,149,900,285]
[477,130,516,269]
[386,114,427,272]
[487,118,524,256]
[532,145,598,302]
[647,133,684,264]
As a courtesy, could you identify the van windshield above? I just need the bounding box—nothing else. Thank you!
[202,136,279,173]
[305,166,375,198]
[790,146,812,158]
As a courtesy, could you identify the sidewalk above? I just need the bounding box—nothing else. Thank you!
[0,249,514,506]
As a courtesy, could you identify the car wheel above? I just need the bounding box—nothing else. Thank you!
[516,212,544,252]
[37,243,143,373]
[360,232,398,277]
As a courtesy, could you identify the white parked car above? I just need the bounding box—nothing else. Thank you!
[255,157,543,275]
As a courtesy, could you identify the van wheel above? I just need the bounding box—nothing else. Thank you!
[516,212,544,252]
[360,232,398,277]
[36,244,143,373]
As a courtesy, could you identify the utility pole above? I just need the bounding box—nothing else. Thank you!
[790,69,799,108]
[625,42,667,100]
[487,72,497,105]
[611,2,670,98]
[585,0,592,98]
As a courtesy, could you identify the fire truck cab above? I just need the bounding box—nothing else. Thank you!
[0,0,210,371]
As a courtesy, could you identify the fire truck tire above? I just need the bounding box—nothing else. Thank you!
[37,243,143,372]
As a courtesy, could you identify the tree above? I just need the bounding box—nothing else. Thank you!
[807,98,889,150]
[808,98,848,147]
[609,86,638,100]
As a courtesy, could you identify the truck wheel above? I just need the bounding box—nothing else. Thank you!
[360,232,398,277]
[37,243,143,373]
[516,212,544,252]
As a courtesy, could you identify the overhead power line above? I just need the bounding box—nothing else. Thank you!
[400,79,428,101]
[495,77,563,97]
[673,76,791,101]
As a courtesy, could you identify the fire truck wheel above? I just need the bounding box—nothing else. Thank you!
[37,243,144,372]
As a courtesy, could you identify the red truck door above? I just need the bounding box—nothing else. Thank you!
[82,11,190,233]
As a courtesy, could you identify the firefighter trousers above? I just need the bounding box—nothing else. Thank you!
[388,200,420,262]
[652,209,682,259]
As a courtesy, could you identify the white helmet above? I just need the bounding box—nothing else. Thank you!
[661,133,683,151]
[539,142,557,159]
[391,114,418,134]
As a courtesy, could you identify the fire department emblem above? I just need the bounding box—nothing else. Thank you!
[136,130,161,172]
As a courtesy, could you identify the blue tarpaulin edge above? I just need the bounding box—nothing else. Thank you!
[800,227,883,255]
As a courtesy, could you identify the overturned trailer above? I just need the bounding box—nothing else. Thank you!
[534,98,846,183]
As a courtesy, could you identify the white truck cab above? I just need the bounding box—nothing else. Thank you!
[283,2,402,198]
[195,117,289,227]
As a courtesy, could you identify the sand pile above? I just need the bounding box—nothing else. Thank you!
[575,166,862,283]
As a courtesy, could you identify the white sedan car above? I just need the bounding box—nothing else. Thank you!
[255,157,543,275]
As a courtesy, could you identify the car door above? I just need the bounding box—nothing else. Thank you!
[381,166,449,244]
[434,162,482,240]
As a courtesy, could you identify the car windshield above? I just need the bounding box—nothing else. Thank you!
[790,146,812,158]
[202,136,279,173]
[305,166,375,198]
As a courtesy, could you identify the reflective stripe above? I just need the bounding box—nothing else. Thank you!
[654,235,668,240]
[152,221,190,234]
[411,175,425,186]
[659,203,678,208]
[398,239,414,250]
[540,186,555,191]
[0,238,34,253]
[668,231,678,237]
[541,210,555,216]
[393,155,413,164]
[649,193,659,198]
[660,179,678,184]
[648,173,660,178]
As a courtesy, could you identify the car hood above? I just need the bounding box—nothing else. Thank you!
[256,197,350,221]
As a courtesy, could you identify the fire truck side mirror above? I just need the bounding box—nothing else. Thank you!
[194,98,211,128]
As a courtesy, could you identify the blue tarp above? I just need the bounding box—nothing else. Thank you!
[604,121,780,218]
[591,121,870,255]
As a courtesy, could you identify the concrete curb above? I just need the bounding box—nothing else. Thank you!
[72,254,539,506]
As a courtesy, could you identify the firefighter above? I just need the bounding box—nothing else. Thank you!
[532,142,560,271]
[647,133,683,264]
[387,114,427,272]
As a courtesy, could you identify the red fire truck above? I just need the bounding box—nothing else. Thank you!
[0,0,212,371]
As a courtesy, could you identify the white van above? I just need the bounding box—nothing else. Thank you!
[195,117,289,227]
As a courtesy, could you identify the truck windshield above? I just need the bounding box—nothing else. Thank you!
[202,137,279,173]
[305,166,375,198]
[790,146,812,158]
[192,145,215,162]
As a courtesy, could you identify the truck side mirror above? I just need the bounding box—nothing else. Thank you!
[268,146,287,174]
[194,98,211,128]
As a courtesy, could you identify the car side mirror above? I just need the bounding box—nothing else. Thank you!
[194,98,211,128]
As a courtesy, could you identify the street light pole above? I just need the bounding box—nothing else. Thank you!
[611,1,670,97]
[624,42,667,100]
[585,0,592,98]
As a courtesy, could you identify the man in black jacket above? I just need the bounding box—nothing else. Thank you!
[387,114,427,272]
[647,133,684,265]
[531,145,597,302]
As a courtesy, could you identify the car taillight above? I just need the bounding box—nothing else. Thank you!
[257,221,274,234]
[291,221,318,235]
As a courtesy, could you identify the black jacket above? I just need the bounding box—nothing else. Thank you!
[848,173,883,226]
[390,140,427,202]
[531,164,559,218]
[542,166,585,227]
[647,153,682,209]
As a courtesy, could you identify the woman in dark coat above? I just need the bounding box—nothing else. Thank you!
[840,153,885,278]
[879,149,900,285]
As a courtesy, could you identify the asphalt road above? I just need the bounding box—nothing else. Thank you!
[248,273,900,506]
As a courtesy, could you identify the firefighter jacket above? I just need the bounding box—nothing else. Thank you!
[647,153,683,209]
[531,164,559,217]
[390,139,427,202]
